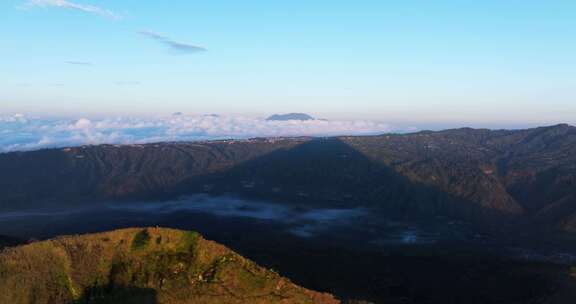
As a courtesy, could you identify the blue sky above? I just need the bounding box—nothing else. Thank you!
[1,0,575,127]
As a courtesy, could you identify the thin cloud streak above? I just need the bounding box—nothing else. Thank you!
[115,81,141,86]
[25,0,120,20]
[139,30,207,54]
[66,61,92,66]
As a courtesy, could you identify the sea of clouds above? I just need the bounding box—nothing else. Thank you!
[0,113,392,153]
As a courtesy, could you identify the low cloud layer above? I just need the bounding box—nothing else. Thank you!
[25,0,120,20]
[0,114,391,153]
[139,30,207,53]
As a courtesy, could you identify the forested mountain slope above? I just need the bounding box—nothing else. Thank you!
[1,124,575,231]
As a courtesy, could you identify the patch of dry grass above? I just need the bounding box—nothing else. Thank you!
[0,227,338,304]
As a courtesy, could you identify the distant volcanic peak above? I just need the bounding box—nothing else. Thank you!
[266,113,315,121]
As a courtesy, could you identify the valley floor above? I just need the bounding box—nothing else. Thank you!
[1,195,576,303]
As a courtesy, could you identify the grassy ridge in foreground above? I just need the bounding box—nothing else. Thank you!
[0,228,339,304]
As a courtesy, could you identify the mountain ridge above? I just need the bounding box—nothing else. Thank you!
[1,124,575,233]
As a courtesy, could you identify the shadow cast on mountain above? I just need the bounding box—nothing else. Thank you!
[1,135,573,304]
[0,137,521,228]
[166,137,520,228]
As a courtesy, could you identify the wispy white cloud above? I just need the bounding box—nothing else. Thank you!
[25,0,120,20]
[114,81,141,86]
[66,61,92,66]
[139,30,207,54]
[0,114,393,152]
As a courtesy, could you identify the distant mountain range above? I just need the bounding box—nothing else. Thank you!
[1,124,575,234]
[0,228,338,304]
[266,113,315,121]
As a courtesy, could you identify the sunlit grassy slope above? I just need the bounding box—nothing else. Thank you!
[0,228,339,304]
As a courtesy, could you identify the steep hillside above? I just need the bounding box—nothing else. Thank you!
[0,228,338,304]
[0,124,575,231]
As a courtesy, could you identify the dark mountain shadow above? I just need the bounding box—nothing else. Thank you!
[166,137,520,228]
[0,137,522,227]
[1,136,574,304]
[2,124,575,222]
[69,286,157,304]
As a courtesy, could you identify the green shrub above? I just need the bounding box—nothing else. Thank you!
[131,229,151,251]
[178,231,200,253]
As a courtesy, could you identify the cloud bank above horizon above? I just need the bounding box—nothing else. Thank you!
[0,114,392,153]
